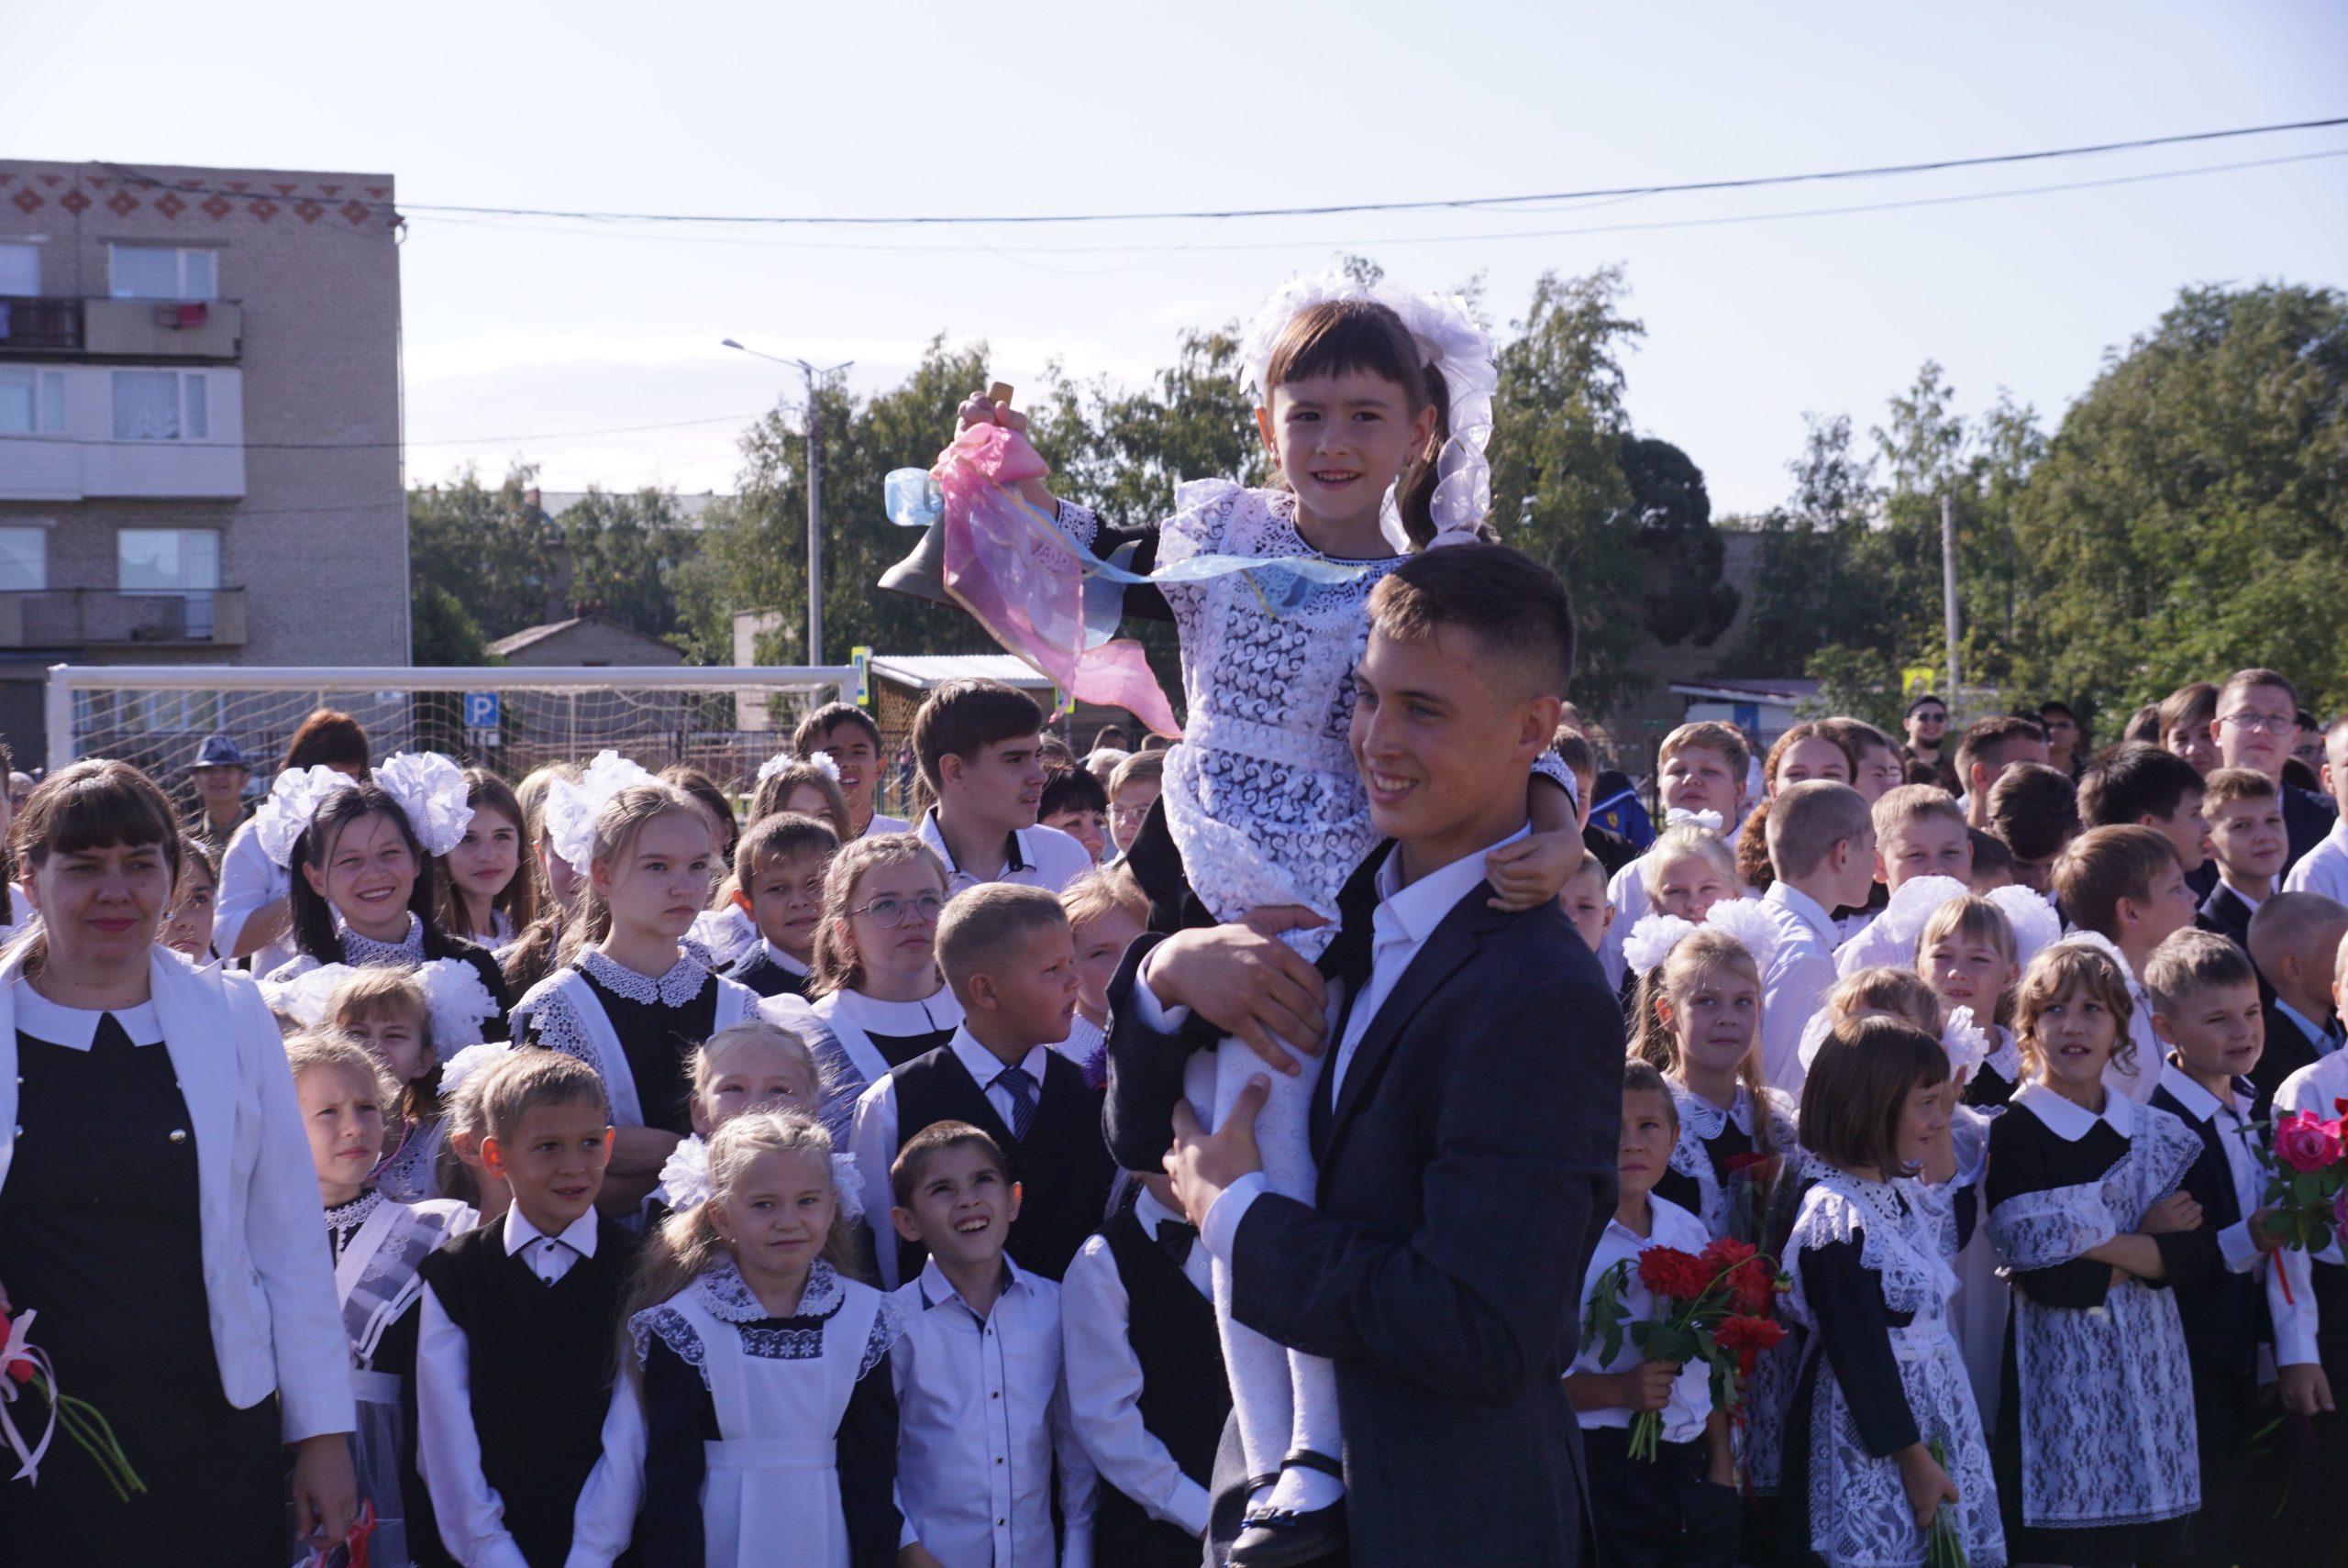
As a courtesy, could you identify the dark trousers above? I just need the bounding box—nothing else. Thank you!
[1582,1423,1740,1568]
[2171,1366,2252,1568]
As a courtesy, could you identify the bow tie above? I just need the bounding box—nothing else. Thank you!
[1157,1219,1198,1265]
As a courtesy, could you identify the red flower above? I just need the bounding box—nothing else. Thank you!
[2275,1111,2345,1175]
[0,1308,28,1384]
[1699,1236,1757,1280]
[1637,1246,1714,1302]
[1727,1259,1777,1317]
[1714,1313,1789,1375]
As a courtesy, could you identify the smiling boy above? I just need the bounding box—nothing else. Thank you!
[911,679,1093,895]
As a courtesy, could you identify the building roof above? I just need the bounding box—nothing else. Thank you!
[485,613,682,660]
[868,654,1053,691]
[533,491,725,530]
[1667,679,1821,706]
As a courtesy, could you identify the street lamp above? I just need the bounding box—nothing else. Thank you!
[722,339,854,667]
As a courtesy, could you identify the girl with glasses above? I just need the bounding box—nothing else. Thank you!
[803,833,965,1132]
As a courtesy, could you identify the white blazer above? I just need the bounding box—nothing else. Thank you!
[0,944,355,1442]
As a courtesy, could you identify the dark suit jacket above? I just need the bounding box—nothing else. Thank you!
[2199,882,2259,952]
[1104,845,1620,1568]
[2250,999,2328,1116]
[2285,785,2342,881]
[2147,1079,2263,1376]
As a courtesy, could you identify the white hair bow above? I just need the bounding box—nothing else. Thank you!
[415,957,500,1052]
[544,751,658,878]
[1988,884,2064,973]
[253,766,360,867]
[1702,896,1785,973]
[437,1041,513,1098]
[1666,807,1725,835]
[1622,912,1699,975]
[373,752,475,858]
[1941,1005,1992,1082]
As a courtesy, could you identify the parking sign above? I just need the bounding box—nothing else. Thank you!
[463,692,500,729]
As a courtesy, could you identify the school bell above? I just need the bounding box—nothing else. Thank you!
[878,381,1013,605]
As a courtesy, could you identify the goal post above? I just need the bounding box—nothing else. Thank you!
[44,663,859,790]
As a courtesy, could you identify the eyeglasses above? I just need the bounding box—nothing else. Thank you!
[851,891,946,929]
[1912,711,1947,723]
[2219,712,2295,735]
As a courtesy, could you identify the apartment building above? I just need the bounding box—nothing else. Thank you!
[0,160,407,768]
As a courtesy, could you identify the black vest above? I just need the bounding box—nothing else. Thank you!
[724,945,808,1000]
[891,1046,1114,1283]
[416,1219,642,1568]
[1095,1209,1231,1567]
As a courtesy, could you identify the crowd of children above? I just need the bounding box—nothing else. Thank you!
[0,263,2342,1568]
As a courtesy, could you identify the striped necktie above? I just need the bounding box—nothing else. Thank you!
[993,1065,1039,1142]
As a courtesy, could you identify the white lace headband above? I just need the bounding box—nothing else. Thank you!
[1236,267,1497,551]
[543,750,659,878]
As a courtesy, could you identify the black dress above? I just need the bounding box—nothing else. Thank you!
[0,1005,283,1560]
[518,956,721,1136]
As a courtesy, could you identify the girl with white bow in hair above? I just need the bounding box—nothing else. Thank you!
[954,271,1586,1562]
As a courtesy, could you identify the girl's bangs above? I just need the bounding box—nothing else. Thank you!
[1265,301,1423,398]
[43,775,177,862]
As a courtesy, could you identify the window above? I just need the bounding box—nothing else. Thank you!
[119,528,221,592]
[0,526,46,591]
[108,245,216,302]
[0,368,65,435]
[0,243,39,295]
[110,370,207,440]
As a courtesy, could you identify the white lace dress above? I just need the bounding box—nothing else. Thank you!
[1784,1173,2004,1568]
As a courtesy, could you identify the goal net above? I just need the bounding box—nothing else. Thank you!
[44,663,859,794]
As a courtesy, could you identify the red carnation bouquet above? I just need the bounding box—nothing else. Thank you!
[1580,1235,1789,1461]
[0,1307,145,1502]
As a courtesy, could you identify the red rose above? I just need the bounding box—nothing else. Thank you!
[1699,1236,1758,1277]
[1636,1246,1713,1302]
[1727,1259,1777,1317]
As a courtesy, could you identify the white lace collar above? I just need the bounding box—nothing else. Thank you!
[2013,1079,2132,1142]
[325,1187,385,1234]
[1982,1026,2022,1085]
[580,947,708,1008]
[1678,1080,1753,1141]
[341,912,425,967]
[694,1253,844,1323]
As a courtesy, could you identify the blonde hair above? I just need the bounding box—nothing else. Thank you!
[1658,721,1751,780]
[476,1046,609,1144]
[2014,943,2140,1080]
[559,782,713,966]
[620,1110,861,1379]
[1641,824,1739,900]
[1825,966,1943,1035]
[1060,864,1147,933]
[1915,895,2019,1024]
[1874,782,1966,837]
[1630,927,1775,1158]
[809,832,949,997]
[283,1027,398,1120]
[435,1050,503,1204]
[687,1020,827,1109]
[327,966,440,1125]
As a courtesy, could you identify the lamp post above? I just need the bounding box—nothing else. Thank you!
[722,339,854,667]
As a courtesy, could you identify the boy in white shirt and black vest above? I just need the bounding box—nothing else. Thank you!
[849,883,1116,1286]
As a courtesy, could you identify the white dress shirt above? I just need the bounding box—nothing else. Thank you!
[1191,825,1529,1262]
[213,813,297,975]
[1568,1194,1717,1443]
[867,812,914,839]
[2283,818,2348,904]
[415,1208,604,1568]
[1757,882,1841,1098]
[918,809,1095,896]
[1059,1189,1213,1538]
[849,1026,1055,1288]
[890,1256,1095,1568]
[2154,1063,2272,1276]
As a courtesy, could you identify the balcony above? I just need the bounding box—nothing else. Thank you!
[0,298,242,360]
[0,588,247,649]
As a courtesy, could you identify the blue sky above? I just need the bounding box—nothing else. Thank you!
[11,1,2344,515]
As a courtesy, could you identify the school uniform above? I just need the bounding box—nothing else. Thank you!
[915,809,1095,897]
[2149,1062,2310,1566]
[1986,1083,2203,1564]
[1061,1188,1226,1567]
[513,950,763,1136]
[888,1255,1097,1568]
[805,984,965,1135]
[2198,878,2268,953]
[1780,1172,2002,1568]
[1571,1194,1740,1568]
[724,934,812,999]
[416,1207,645,1568]
[1655,1081,1799,1243]
[847,1024,1115,1288]
[266,913,516,1038]
[2251,996,2343,1115]
[2283,784,2342,880]
[1585,820,1639,879]
[329,1189,475,1568]
[865,812,914,838]
[1755,883,1841,1095]
[628,1256,906,1568]
[686,905,758,972]
[1961,1026,2023,1110]
[2283,815,2348,904]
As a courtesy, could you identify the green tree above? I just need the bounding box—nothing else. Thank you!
[1618,434,1738,647]
[407,465,567,642]
[1732,414,1881,675]
[410,580,496,667]
[558,486,699,645]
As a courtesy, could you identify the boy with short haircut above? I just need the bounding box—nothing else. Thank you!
[1756,779,1877,1092]
[2211,668,2341,877]
[1106,750,1165,858]
[849,883,1116,1286]
[722,812,838,999]
[1039,764,1112,865]
[2144,928,2306,1565]
[1060,865,1149,1074]
[1601,722,1752,988]
[2270,926,2348,1495]
[2285,723,2348,904]
[1555,725,1637,878]
[1833,785,1973,975]
[2078,743,2210,878]
[1985,761,2081,894]
[2051,824,2200,1101]
[1966,829,2014,892]
[792,701,908,838]
[1954,713,2050,828]
[886,1121,1096,1568]
[1060,1165,1230,1566]
[1567,1060,1736,1568]
[2246,893,2348,1108]
[1560,848,1613,953]
[910,678,1094,894]
[2201,767,2289,951]
[416,1050,642,1568]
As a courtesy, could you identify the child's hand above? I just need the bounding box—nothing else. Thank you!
[955,390,1027,436]
[1485,830,1579,912]
[1239,904,1328,942]
[1895,1443,1958,1533]
[2249,1206,2290,1253]
[1620,1359,1680,1413]
[899,1544,948,1568]
[2139,1191,2204,1235]
[2281,1363,2336,1416]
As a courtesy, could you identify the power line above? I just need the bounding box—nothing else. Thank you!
[108,114,2348,230]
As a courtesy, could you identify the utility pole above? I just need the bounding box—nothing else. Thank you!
[721,340,853,667]
[1941,491,1960,701]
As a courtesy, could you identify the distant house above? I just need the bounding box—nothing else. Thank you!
[1668,679,1821,747]
[486,613,683,668]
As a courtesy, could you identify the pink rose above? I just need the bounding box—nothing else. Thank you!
[2332,1186,2348,1238]
[2275,1111,2345,1174]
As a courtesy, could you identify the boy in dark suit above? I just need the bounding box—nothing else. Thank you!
[2210,668,2340,879]
[1110,544,1617,1568]
[2201,767,2289,951]
[2248,893,2348,1109]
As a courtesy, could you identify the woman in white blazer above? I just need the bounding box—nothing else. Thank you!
[0,759,356,1558]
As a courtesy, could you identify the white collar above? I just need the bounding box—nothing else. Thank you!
[759,936,811,977]
[918,807,1031,880]
[1370,823,1531,943]
[917,1253,1033,1315]
[947,1023,1049,1089]
[579,946,707,1007]
[2155,1060,2252,1123]
[504,1204,600,1260]
[2220,878,2273,911]
[1135,1187,1189,1242]
[1678,1079,1754,1140]
[340,911,425,966]
[1764,880,1839,942]
[11,976,165,1050]
[829,984,961,1034]
[692,1252,842,1323]
[2013,1079,2133,1142]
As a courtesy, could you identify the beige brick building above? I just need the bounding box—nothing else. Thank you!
[0,159,407,768]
